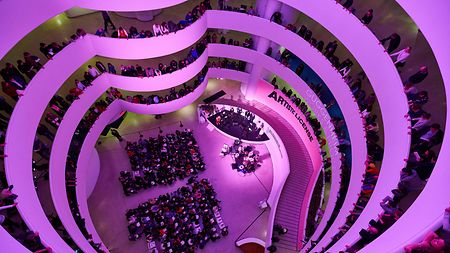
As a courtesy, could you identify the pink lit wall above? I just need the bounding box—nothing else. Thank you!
[75,0,188,12]
[208,68,251,83]
[4,40,97,253]
[119,78,208,114]
[253,80,322,241]
[276,1,409,250]
[208,44,346,240]
[0,226,30,253]
[2,9,413,252]
[88,15,207,59]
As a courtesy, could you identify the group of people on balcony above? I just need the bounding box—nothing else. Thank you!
[126,177,227,252]
[119,129,206,196]
[404,207,450,253]
[0,1,446,252]
[279,6,443,252]
[336,63,442,252]
[0,184,52,253]
[95,1,212,39]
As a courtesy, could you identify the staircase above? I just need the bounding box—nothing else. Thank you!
[218,99,314,252]
[273,129,313,252]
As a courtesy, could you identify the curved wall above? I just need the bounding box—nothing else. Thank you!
[4,40,96,253]
[358,1,450,252]
[75,101,123,253]
[209,44,344,240]
[207,11,368,245]
[3,8,415,252]
[279,1,408,249]
[49,68,208,253]
[0,227,30,253]
[4,23,208,250]
[208,68,251,83]
[119,77,208,114]
[75,0,188,12]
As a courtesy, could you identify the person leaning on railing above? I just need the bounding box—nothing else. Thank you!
[404,207,450,253]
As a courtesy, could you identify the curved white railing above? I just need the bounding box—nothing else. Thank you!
[76,0,188,12]
[208,68,251,83]
[5,10,369,252]
[49,77,115,253]
[358,1,450,252]
[49,68,208,253]
[4,25,208,250]
[0,0,191,59]
[207,11,367,244]
[266,1,409,249]
[4,40,96,253]
[75,100,123,253]
[119,77,208,114]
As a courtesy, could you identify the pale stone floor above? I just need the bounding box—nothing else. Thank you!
[88,80,273,253]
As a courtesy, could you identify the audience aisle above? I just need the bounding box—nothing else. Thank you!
[88,80,273,253]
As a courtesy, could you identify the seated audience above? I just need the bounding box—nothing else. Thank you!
[125,177,227,252]
[119,129,206,195]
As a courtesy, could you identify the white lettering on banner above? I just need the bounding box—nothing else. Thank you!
[268,91,314,142]
[306,90,340,156]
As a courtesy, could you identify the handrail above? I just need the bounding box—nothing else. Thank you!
[268,1,409,250]
[75,100,123,253]
[208,43,347,242]
[4,41,96,253]
[0,0,191,59]
[49,70,209,253]
[358,1,450,252]
[4,28,208,251]
[234,209,268,246]
[6,11,370,251]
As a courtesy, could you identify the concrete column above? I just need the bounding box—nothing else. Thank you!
[280,3,298,25]
[243,0,282,100]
